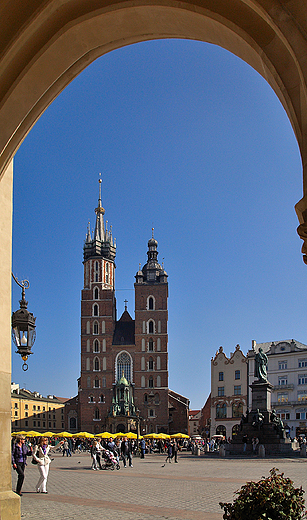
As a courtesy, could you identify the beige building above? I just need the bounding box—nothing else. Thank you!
[11,383,68,434]
[188,409,201,437]
[1,2,307,519]
[248,339,307,439]
[211,345,248,439]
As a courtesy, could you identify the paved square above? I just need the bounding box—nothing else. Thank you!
[12,452,307,520]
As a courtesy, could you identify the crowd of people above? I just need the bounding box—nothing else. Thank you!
[11,433,187,496]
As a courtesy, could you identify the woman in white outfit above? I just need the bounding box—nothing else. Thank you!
[33,437,53,493]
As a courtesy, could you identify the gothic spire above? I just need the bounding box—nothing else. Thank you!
[93,175,105,242]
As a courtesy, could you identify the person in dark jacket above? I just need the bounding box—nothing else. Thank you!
[121,437,133,467]
[12,435,32,496]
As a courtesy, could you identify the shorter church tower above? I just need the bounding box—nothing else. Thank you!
[134,231,169,434]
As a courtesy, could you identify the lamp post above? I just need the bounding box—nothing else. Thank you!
[11,273,36,371]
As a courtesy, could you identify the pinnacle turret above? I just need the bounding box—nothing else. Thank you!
[83,176,116,261]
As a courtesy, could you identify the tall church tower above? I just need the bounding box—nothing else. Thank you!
[79,178,117,433]
[134,231,169,434]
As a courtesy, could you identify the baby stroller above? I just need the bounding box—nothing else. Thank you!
[101,449,120,470]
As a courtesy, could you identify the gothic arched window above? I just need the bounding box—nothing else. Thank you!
[116,351,132,382]
[94,409,99,420]
[148,357,154,371]
[93,321,98,335]
[94,357,100,371]
[148,321,154,334]
[94,339,99,353]
[148,376,154,388]
[94,287,99,300]
[148,297,154,310]
[93,304,99,317]
[148,339,154,352]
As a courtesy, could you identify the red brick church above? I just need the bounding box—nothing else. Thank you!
[65,180,189,435]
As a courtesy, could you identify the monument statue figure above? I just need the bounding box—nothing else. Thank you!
[254,347,268,382]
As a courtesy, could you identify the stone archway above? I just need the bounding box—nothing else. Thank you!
[1,2,307,518]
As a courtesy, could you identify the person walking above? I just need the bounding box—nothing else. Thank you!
[12,434,32,496]
[172,440,179,463]
[140,438,146,459]
[121,437,133,467]
[90,440,99,470]
[33,437,53,493]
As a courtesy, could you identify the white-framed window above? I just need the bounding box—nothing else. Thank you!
[235,370,240,380]
[148,357,154,371]
[93,321,99,335]
[298,375,307,385]
[296,410,306,420]
[148,409,155,417]
[299,360,307,368]
[278,376,288,385]
[277,392,288,402]
[279,361,287,370]
[218,387,224,397]
[234,385,241,395]
[93,339,100,353]
[93,304,99,317]
[105,262,109,284]
[89,395,94,403]
[277,411,290,420]
[94,357,100,371]
[147,296,155,310]
[116,351,132,382]
[219,372,224,381]
[298,390,307,401]
[148,339,154,352]
[148,320,155,334]
[148,376,154,388]
[94,287,99,300]
[94,378,99,388]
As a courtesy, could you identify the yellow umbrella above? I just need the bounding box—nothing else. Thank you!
[25,431,41,437]
[144,433,157,439]
[114,432,126,438]
[74,432,94,438]
[11,431,27,436]
[125,432,137,439]
[96,432,112,438]
[56,431,73,438]
[156,433,171,440]
[42,431,55,437]
[170,433,189,439]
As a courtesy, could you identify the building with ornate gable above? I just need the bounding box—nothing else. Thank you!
[210,345,248,439]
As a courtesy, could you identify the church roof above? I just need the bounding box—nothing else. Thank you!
[113,310,135,345]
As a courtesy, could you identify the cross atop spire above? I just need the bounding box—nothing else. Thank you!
[124,299,128,311]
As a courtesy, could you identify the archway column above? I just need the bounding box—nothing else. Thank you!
[0,160,20,519]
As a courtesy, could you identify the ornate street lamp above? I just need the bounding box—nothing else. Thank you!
[11,273,36,371]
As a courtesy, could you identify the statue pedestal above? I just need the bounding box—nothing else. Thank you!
[250,380,273,421]
[228,379,293,456]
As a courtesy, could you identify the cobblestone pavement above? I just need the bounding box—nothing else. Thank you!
[12,452,307,520]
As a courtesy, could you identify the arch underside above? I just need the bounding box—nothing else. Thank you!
[0,1,307,257]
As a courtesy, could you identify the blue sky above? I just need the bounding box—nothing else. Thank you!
[11,39,305,410]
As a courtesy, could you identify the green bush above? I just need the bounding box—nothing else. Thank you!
[220,468,306,520]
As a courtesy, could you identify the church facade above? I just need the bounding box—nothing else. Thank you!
[67,181,189,435]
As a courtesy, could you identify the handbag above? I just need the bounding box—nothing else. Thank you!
[31,457,38,465]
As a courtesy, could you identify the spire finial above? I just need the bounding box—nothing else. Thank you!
[124,299,128,311]
[152,227,154,239]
